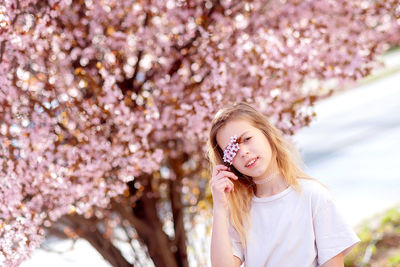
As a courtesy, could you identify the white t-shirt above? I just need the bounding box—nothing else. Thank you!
[227,179,360,267]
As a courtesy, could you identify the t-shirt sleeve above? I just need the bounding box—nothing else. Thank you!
[227,222,245,263]
[312,185,361,266]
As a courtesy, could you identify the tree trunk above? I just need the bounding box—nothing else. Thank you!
[66,215,132,267]
[169,156,189,267]
[56,169,190,267]
[129,176,180,267]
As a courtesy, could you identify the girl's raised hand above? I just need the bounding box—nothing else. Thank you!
[209,164,238,210]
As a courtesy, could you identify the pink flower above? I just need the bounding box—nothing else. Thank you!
[222,135,240,165]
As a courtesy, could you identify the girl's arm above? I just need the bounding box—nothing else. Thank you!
[321,252,344,267]
[210,206,242,267]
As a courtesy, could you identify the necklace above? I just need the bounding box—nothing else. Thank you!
[253,172,281,185]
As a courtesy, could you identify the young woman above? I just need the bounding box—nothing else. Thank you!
[207,102,360,267]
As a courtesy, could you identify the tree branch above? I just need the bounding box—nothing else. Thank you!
[65,214,133,267]
[110,199,152,237]
[0,41,5,63]
[168,154,189,267]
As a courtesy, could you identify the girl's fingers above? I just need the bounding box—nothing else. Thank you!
[209,166,238,194]
[215,178,234,192]
[215,170,238,181]
[209,171,238,191]
[223,178,234,193]
[212,164,228,177]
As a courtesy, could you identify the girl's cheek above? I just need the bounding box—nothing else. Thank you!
[232,159,239,169]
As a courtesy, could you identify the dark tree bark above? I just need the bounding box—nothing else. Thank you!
[63,215,132,267]
[169,155,189,267]
[126,171,187,267]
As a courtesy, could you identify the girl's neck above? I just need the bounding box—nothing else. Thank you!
[254,173,288,198]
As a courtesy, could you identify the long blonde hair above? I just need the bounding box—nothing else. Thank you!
[206,102,318,249]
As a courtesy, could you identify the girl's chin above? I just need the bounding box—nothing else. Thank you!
[243,169,261,178]
[246,168,268,179]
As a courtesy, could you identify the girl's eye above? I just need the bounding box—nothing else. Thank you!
[244,137,252,142]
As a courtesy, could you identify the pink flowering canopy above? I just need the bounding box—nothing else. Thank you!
[0,0,399,265]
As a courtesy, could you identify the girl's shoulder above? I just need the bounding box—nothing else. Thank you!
[296,177,332,200]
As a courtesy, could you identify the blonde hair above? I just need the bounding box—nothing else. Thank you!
[206,102,319,250]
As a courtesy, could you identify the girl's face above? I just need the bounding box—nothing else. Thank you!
[216,119,276,181]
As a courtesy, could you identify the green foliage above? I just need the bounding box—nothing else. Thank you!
[381,208,400,227]
[388,254,400,267]
[345,206,400,267]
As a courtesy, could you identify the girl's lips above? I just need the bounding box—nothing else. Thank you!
[246,157,258,168]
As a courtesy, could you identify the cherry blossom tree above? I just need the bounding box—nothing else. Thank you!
[0,0,399,266]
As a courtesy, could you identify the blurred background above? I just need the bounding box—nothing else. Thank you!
[2,1,400,267]
[20,49,400,267]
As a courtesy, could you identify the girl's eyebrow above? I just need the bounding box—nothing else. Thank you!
[238,130,250,140]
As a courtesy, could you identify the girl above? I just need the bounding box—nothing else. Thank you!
[207,102,360,267]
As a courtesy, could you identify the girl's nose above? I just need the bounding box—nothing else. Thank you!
[239,146,250,157]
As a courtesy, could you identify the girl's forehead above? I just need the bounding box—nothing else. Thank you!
[224,119,253,130]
